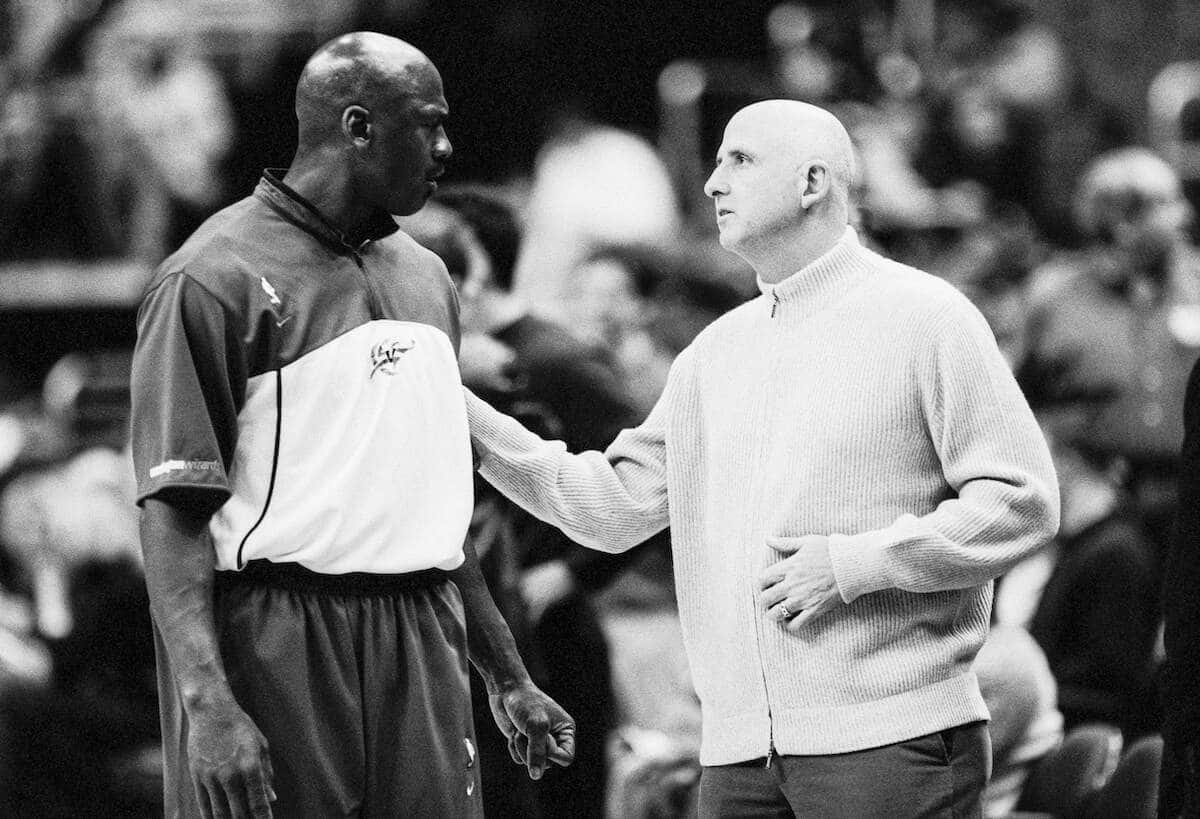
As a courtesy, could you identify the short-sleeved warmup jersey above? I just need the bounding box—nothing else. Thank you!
[130,172,473,573]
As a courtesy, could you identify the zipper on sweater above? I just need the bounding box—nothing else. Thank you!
[758,623,776,767]
[752,302,782,768]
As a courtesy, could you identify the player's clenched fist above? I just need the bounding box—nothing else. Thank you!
[488,681,576,780]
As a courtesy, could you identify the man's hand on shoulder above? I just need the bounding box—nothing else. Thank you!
[758,534,842,631]
[488,680,576,780]
[186,693,276,818]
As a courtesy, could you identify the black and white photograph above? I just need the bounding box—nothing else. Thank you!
[0,1,1198,817]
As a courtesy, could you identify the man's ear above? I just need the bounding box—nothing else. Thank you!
[799,161,831,210]
[344,105,372,144]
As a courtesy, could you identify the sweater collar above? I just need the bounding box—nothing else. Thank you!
[255,169,399,252]
[756,226,867,303]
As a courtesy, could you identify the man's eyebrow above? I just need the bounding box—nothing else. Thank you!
[416,103,449,119]
[715,145,748,162]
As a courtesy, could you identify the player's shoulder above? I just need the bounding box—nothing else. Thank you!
[143,195,269,302]
[382,227,455,286]
[379,224,447,271]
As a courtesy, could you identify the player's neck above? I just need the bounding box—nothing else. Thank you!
[280,161,375,243]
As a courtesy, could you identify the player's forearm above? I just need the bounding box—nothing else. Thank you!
[449,540,532,694]
[140,497,238,714]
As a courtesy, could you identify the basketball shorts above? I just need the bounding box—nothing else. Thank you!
[155,560,484,818]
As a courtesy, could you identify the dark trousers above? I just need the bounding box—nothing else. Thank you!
[157,563,484,819]
[697,721,990,819]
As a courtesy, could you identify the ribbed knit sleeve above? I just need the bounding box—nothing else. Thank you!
[827,296,1060,601]
[464,350,685,551]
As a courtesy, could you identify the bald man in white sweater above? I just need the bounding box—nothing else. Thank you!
[465,100,1059,817]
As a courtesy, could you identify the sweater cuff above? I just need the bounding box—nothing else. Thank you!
[828,528,895,602]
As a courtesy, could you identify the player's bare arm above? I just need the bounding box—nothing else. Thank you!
[140,497,276,819]
[448,539,576,780]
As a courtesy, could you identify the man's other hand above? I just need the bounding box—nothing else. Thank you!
[758,534,842,631]
[186,695,276,818]
[488,681,577,780]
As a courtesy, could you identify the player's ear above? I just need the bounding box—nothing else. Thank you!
[344,106,372,144]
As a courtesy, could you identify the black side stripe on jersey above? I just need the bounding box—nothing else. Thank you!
[236,368,283,569]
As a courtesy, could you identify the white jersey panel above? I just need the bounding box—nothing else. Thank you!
[209,320,473,573]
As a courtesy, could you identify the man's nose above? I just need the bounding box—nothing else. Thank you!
[434,128,453,161]
[704,167,726,198]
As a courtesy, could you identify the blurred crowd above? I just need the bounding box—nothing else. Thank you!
[2,0,1200,816]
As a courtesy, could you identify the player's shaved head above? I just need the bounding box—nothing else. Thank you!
[727,100,857,206]
[294,32,437,150]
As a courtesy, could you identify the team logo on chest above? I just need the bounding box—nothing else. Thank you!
[370,337,417,378]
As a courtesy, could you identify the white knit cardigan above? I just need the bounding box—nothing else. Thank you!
[466,227,1060,765]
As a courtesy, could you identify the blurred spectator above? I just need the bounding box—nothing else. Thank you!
[0,556,159,817]
[974,622,1064,819]
[513,119,682,315]
[1021,147,1200,554]
[933,218,1043,369]
[917,0,1129,246]
[0,351,157,816]
[562,248,675,417]
[0,0,126,260]
[1,442,138,638]
[841,75,990,266]
[1149,61,1200,224]
[0,351,136,639]
[605,726,699,819]
[0,0,237,263]
[915,77,1036,220]
[402,188,645,819]
[766,2,876,105]
[85,2,235,261]
[1018,426,1161,740]
[1022,72,1132,248]
[1161,354,1200,818]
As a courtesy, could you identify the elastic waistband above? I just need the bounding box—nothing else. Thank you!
[217,560,451,597]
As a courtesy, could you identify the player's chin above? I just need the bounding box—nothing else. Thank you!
[390,192,428,217]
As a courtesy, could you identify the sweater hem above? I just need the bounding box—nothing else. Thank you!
[698,672,988,765]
